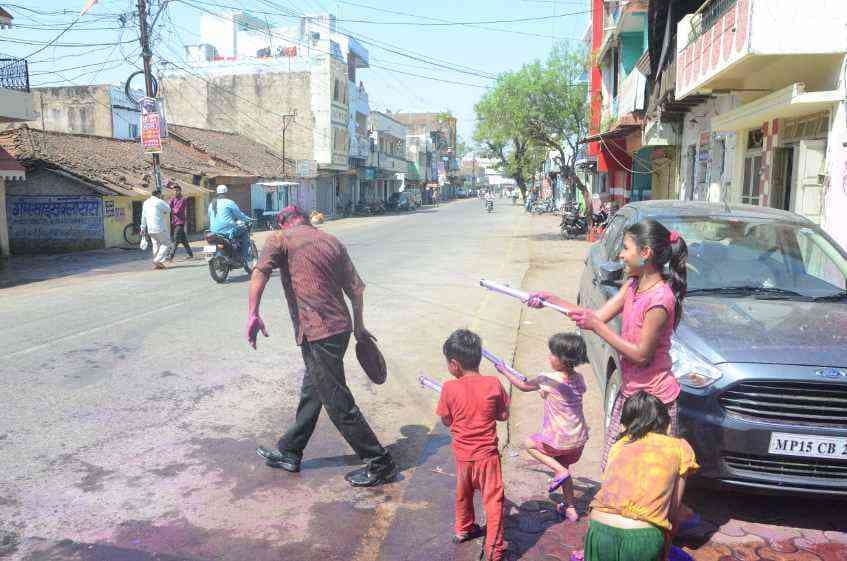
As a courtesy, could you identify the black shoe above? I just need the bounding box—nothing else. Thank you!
[256,446,300,473]
[345,463,398,487]
[452,523,483,544]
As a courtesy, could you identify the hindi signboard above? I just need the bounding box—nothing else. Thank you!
[140,97,162,154]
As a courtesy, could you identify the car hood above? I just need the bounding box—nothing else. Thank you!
[678,296,847,367]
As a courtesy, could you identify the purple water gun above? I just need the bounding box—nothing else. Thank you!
[481,348,528,382]
[418,376,442,393]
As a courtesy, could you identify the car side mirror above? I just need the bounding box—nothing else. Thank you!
[597,260,624,286]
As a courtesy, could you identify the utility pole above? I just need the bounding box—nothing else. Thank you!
[280,110,297,178]
[136,0,162,192]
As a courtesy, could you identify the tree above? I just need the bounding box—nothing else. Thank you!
[522,43,593,226]
[473,71,541,201]
[474,43,590,212]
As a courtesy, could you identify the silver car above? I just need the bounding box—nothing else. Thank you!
[578,201,847,496]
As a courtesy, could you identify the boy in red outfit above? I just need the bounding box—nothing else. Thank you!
[436,329,510,561]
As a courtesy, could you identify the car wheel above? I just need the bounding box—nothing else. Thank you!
[604,366,622,435]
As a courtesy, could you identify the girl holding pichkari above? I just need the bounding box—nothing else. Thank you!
[527,219,688,471]
[494,333,589,523]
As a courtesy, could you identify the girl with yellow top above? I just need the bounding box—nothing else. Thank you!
[584,391,698,561]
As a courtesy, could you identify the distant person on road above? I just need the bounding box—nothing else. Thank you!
[167,182,193,261]
[494,333,589,524]
[583,391,698,561]
[248,205,397,488]
[208,185,251,271]
[437,329,509,561]
[140,187,172,270]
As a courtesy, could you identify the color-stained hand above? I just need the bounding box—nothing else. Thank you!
[568,308,601,331]
[527,291,553,308]
[247,314,269,349]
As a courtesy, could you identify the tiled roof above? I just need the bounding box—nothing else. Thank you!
[169,125,294,179]
[0,126,249,197]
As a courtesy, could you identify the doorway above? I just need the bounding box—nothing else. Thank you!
[771,147,794,211]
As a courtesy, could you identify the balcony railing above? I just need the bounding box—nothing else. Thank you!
[0,58,30,92]
[684,0,737,47]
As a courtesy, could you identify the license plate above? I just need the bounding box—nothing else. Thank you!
[768,432,847,460]
[202,245,216,254]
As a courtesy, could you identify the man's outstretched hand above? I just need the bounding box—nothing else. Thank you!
[247,314,269,349]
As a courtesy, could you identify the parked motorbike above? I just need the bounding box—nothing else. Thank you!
[368,201,386,215]
[559,205,610,240]
[354,200,371,216]
[202,221,258,283]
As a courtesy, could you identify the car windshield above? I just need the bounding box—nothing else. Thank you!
[659,216,847,299]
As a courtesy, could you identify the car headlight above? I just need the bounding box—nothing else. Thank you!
[670,339,723,389]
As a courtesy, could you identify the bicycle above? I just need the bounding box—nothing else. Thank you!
[123,222,142,246]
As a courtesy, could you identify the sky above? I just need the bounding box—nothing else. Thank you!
[1,0,590,142]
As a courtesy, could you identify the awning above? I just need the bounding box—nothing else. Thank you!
[0,146,25,180]
[580,124,641,144]
[713,83,841,132]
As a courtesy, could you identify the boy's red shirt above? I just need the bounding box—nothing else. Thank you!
[436,374,510,461]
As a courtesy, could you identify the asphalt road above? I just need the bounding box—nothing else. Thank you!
[0,198,532,561]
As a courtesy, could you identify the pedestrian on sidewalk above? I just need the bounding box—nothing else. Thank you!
[248,205,397,488]
[493,333,589,524]
[436,329,509,561]
[526,219,688,470]
[583,391,698,561]
[140,188,173,270]
[167,182,194,261]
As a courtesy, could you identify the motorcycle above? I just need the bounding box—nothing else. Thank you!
[368,200,386,215]
[202,220,258,283]
[486,199,494,213]
[560,205,610,240]
[354,200,371,216]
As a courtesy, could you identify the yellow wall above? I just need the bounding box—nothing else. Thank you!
[103,193,209,249]
[103,195,142,248]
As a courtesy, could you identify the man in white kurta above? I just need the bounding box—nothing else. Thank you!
[140,189,173,269]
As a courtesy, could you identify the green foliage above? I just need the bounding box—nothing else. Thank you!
[473,42,590,202]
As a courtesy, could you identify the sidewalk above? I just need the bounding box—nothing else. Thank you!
[498,213,598,561]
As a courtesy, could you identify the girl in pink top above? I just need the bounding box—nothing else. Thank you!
[527,219,688,470]
[495,333,590,523]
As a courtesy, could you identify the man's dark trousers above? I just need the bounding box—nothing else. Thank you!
[278,332,391,471]
[169,224,193,258]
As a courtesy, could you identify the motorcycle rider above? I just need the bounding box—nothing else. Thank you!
[485,189,495,211]
[208,185,251,271]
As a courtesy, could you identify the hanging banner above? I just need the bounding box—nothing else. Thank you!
[139,97,162,154]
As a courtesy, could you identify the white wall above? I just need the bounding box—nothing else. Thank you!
[750,0,847,56]
[822,59,847,249]
[679,95,740,202]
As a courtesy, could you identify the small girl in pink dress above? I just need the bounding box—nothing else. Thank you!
[495,333,589,523]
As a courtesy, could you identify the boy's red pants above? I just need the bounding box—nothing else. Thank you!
[455,454,505,561]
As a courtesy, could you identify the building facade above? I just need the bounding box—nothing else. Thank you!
[163,12,372,217]
[4,85,142,140]
[587,0,847,249]
[366,111,407,202]
[0,6,33,257]
[392,112,459,199]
